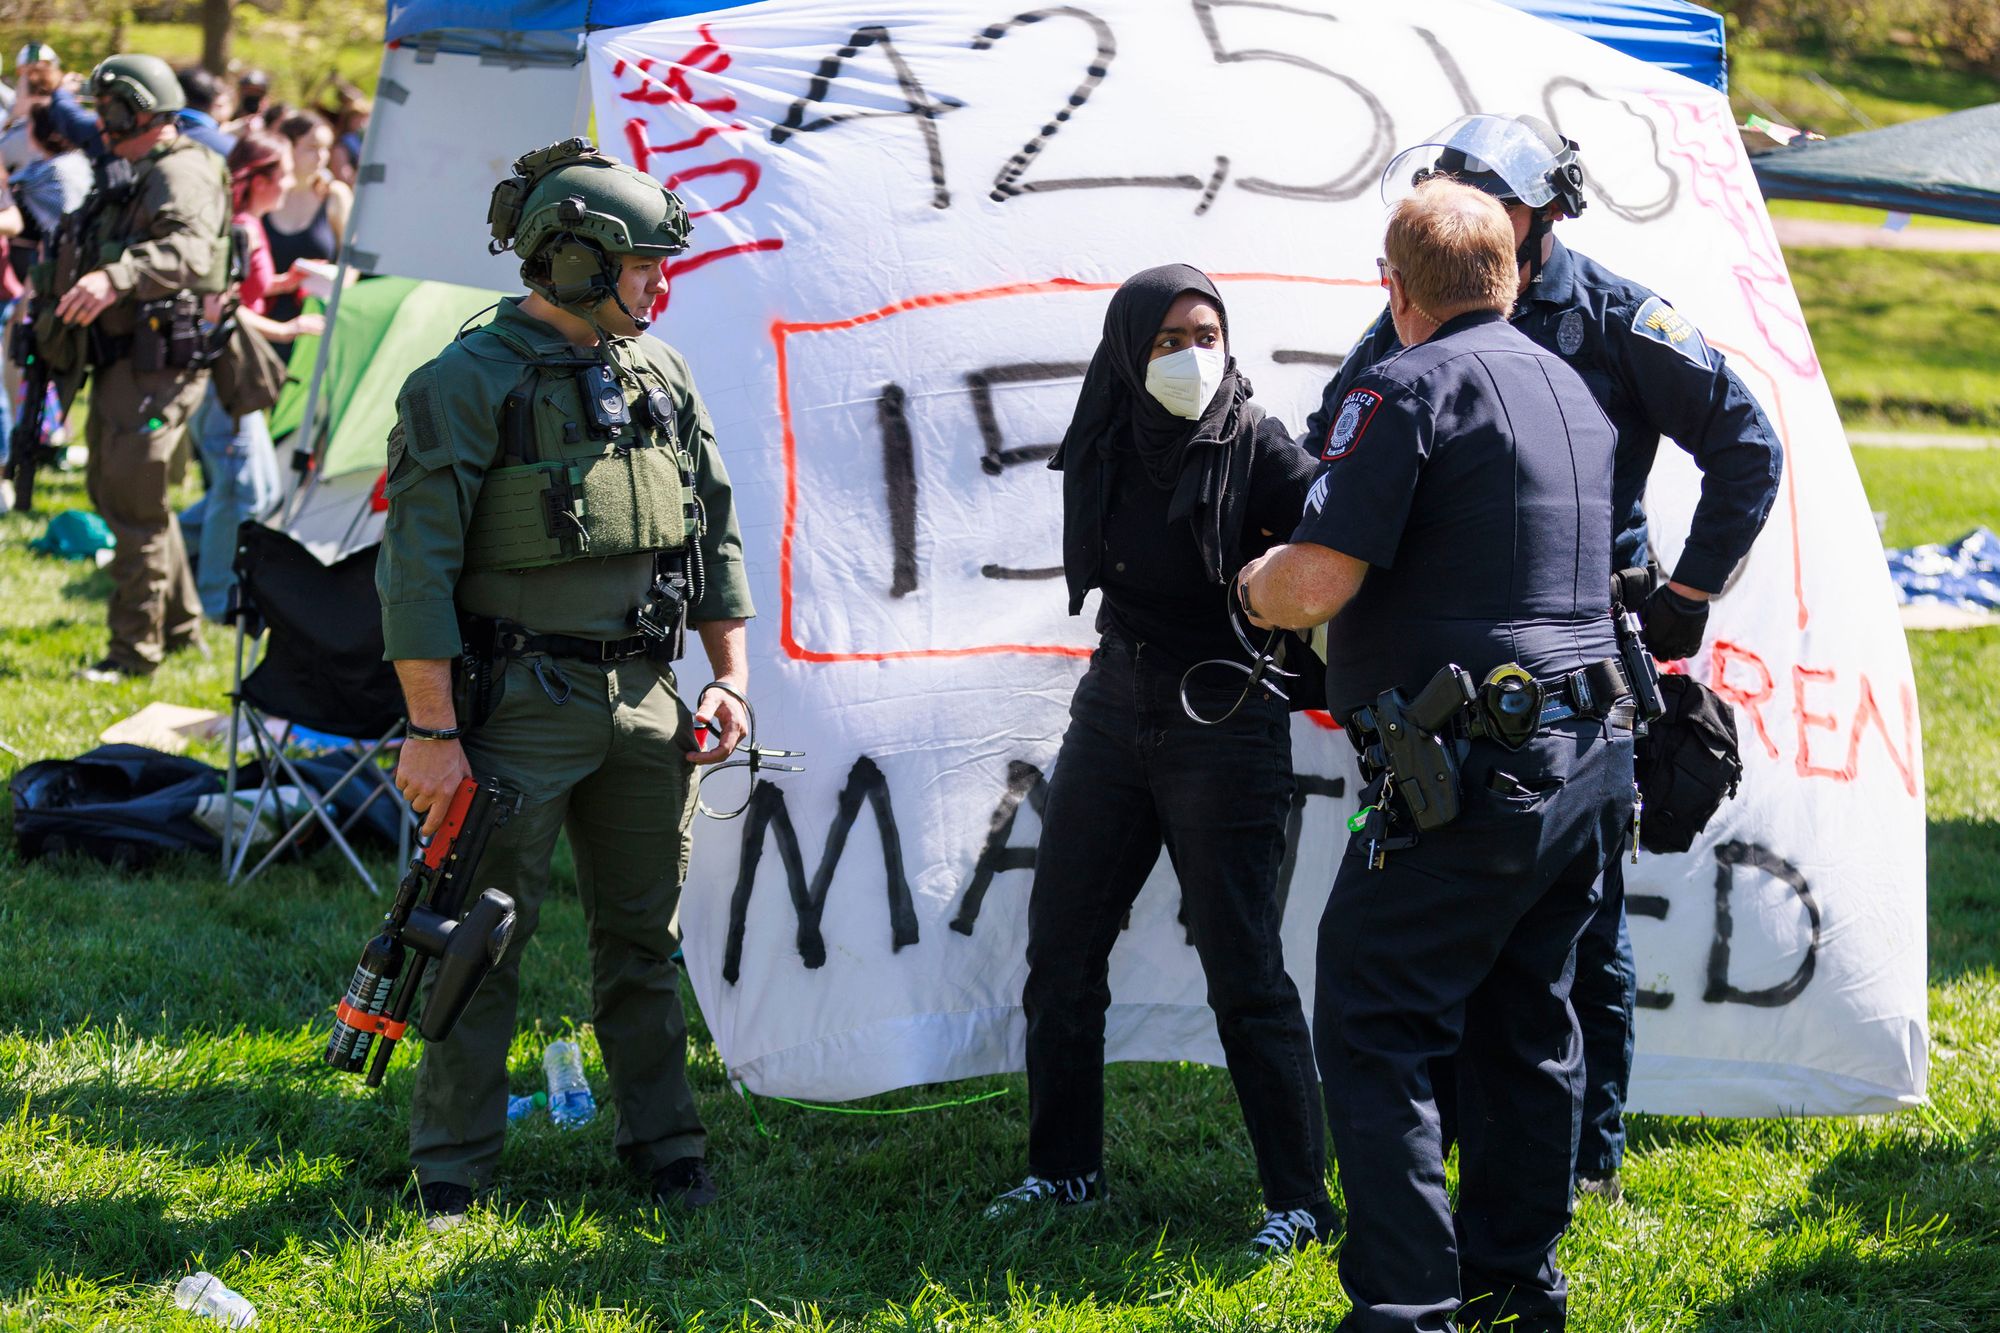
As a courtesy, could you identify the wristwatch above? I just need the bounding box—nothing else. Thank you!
[404,721,463,742]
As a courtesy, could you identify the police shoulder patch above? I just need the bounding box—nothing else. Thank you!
[1323,388,1382,461]
[1631,295,1711,369]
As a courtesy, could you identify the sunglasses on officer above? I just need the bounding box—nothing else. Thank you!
[1376,257,1396,291]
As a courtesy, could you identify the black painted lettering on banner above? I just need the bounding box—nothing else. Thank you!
[1628,892,1673,1009]
[877,383,921,598]
[1704,840,1819,1007]
[769,25,960,209]
[950,759,1049,934]
[722,758,921,984]
[1542,76,1679,223]
[1191,0,1391,202]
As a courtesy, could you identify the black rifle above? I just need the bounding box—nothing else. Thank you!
[7,160,132,513]
[324,776,523,1087]
[4,312,57,512]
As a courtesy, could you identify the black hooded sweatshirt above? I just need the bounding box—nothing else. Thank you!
[1049,264,1319,668]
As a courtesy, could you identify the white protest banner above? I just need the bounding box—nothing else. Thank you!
[587,0,1926,1114]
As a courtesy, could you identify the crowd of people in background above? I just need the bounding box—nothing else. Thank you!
[0,38,368,627]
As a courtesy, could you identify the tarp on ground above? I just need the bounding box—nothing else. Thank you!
[1750,103,2000,226]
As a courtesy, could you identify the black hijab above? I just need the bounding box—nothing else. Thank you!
[1049,264,1259,615]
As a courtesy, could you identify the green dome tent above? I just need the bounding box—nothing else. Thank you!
[275,277,506,557]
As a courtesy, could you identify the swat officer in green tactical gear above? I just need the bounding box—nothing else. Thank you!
[46,54,232,681]
[378,138,755,1229]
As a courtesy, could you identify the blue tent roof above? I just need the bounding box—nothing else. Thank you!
[382,0,1727,90]
[1495,0,1725,91]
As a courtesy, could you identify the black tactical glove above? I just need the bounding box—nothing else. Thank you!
[1641,584,1709,661]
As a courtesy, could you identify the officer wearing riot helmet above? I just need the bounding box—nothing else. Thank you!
[1304,112,1783,1200]
[1241,179,1635,1332]
[40,54,230,680]
[379,138,755,1227]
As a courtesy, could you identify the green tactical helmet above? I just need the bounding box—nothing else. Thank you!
[90,53,185,136]
[488,138,689,314]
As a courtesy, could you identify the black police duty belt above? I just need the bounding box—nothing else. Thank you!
[490,622,659,663]
[1353,656,1633,737]
[1344,655,1635,869]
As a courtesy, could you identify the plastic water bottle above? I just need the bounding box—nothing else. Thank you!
[543,1040,596,1128]
[506,1091,547,1122]
[173,1273,257,1328]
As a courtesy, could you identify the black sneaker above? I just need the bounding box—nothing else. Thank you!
[983,1170,1104,1219]
[652,1156,718,1209]
[414,1180,473,1232]
[1250,1205,1332,1256]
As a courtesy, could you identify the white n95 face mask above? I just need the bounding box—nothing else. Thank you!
[1144,345,1226,420]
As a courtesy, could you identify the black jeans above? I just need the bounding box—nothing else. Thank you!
[1021,633,1329,1212]
[1317,722,1634,1333]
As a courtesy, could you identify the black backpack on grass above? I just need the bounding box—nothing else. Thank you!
[9,744,222,869]
[1635,674,1744,854]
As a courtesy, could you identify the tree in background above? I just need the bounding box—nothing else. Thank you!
[202,0,229,74]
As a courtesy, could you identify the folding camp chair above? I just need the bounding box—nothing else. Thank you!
[224,522,415,893]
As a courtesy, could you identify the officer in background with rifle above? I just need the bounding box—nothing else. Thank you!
[25,54,231,681]
[378,138,755,1230]
[1240,180,1635,1332]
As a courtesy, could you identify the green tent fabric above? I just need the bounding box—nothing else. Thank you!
[271,277,506,478]
[1751,103,2000,226]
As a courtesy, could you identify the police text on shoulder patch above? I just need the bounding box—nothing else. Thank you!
[1323,388,1382,461]
[1631,295,1711,369]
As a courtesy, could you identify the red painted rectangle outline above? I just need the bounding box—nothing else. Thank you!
[773,272,1372,665]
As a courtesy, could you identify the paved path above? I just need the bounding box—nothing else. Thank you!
[1775,217,2000,252]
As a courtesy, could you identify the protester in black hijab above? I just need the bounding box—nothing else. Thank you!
[986,265,1334,1256]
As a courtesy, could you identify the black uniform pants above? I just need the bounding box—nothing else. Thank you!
[1433,833,1635,1181]
[1022,633,1330,1212]
[1317,722,1633,1333]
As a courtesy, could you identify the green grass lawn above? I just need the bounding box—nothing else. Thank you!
[1730,44,1998,135]
[1,447,1997,1330]
[1765,199,1987,232]
[1785,248,2000,431]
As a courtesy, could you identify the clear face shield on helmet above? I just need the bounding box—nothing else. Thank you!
[1379,114,1566,209]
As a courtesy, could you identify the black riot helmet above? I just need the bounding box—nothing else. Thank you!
[1382,113,1588,281]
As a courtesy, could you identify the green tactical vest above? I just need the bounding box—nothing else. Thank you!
[87,138,233,297]
[459,326,699,574]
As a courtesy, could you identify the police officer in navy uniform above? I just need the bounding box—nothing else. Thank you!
[1303,113,1783,1200]
[1241,179,1635,1331]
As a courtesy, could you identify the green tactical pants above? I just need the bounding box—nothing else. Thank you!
[409,653,703,1190]
[84,359,206,672]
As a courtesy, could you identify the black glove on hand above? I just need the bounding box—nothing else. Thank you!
[1641,584,1709,661]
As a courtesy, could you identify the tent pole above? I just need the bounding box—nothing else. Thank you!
[280,251,349,528]
[282,53,389,530]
